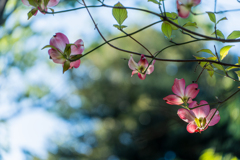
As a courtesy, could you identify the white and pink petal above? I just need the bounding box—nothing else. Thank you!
[146,60,155,75]
[172,78,185,97]
[50,33,69,53]
[177,108,195,123]
[47,0,60,7]
[138,55,148,68]
[186,122,198,133]
[138,72,146,80]
[184,83,199,99]
[163,94,183,105]
[191,100,210,119]
[128,55,139,71]
[70,39,84,56]
[206,109,220,126]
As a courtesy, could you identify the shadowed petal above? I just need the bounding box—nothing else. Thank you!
[172,78,185,97]
[48,49,65,64]
[47,0,60,7]
[191,100,210,119]
[21,0,30,6]
[146,60,155,74]
[163,95,183,105]
[50,33,69,53]
[185,83,199,99]
[138,73,146,80]
[177,0,190,18]
[128,55,139,71]
[138,55,148,68]
[131,70,138,77]
[206,109,220,126]
[70,60,81,69]
[187,122,198,133]
[192,0,201,6]
[71,39,84,56]
[177,108,195,123]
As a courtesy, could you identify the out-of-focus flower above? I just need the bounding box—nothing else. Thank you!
[163,78,199,105]
[128,54,155,80]
[43,32,84,73]
[177,100,220,133]
[21,0,60,19]
[177,0,201,18]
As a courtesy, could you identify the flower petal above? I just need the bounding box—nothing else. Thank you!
[138,73,146,80]
[146,60,155,75]
[50,33,69,53]
[138,55,148,68]
[178,0,191,4]
[177,0,190,18]
[191,100,210,119]
[21,0,30,6]
[192,0,201,6]
[48,49,66,64]
[172,78,185,97]
[163,95,183,105]
[186,122,198,133]
[177,108,195,123]
[206,109,220,126]
[128,55,139,71]
[70,39,84,56]
[47,0,60,7]
[70,60,81,69]
[184,83,199,99]
[131,70,138,77]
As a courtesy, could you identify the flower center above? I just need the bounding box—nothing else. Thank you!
[138,66,146,73]
[195,117,206,129]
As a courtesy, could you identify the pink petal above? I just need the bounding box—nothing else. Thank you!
[138,55,148,68]
[177,0,190,18]
[128,55,139,71]
[70,39,84,56]
[50,33,69,53]
[191,100,210,119]
[184,83,199,99]
[177,108,195,123]
[188,101,197,109]
[21,0,30,6]
[48,49,66,64]
[146,60,155,75]
[172,78,185,97]
[138,72,146,80]
[206,109,220,126]
[47,0,60,7]
[163,95,183,105]
[178,0,191,4]
[70,60,81,69]
[131,70,138,77]
[192,0,201,6]
[186,122,198,133]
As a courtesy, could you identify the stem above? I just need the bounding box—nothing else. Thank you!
[194,63,208,83]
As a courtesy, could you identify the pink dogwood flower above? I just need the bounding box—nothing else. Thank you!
[177,0,201,18]
[21,0,60,19]
[163,78,199,105]
[128,54,156,80]
[177,100,220,133]
[44,32,84,73]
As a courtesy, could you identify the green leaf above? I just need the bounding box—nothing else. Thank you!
[64,44,73,57]
[161,22,172,39]
[207,56,217,61]
[27,8,38,20]
[193,56,215,71]
[147,0,161,4]
[212,63,225,71]
[217,17,227,24]
[183,22,198,28]
[42,45,61,53]
[207,12,216,23]
[161,12,179,30]
[207,70,214,77]
[225,63,239,71]
[112,2,128,26]
[113,24,127,30]
[211,29,225,39]
[197,49,215,57]
[63,61,70,74]
[49,8,54,14]
[235,70,240,81]
[44,0,50,8]
[70,54,82,61]
[238,57,240,65]
[220,45,234,60]
[28,0,38,7]
[227,30,240,39]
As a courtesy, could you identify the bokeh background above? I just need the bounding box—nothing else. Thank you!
[0,0,240,159]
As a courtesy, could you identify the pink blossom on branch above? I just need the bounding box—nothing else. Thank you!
[43,32,84,73]
[177,0,201,18]
[163,78,199,105]
[177,100,220,133]
[128,54,155,80]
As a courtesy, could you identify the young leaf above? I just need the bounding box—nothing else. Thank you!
[27,8,38,20]
[161,12,179,30]
[112,2,128,26]
[207,12,216,23]
[220,45,234,60]
[148,0,161,4]
[49,8,54,14]
[225,64,239,71]
[63,61,70,73]
[211,30,225,39]
[113,24,127,30]
[238,57,240,65]
[217,17,227,24]
[227,30,240,39]
[197,49,215,57]
[207,70,214,77]
[212,63,225,71]
[161,22,172,39]
[235,70,240,81]
[183,22,198,28]
[44,0,50,8]
[28,0,38,7]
